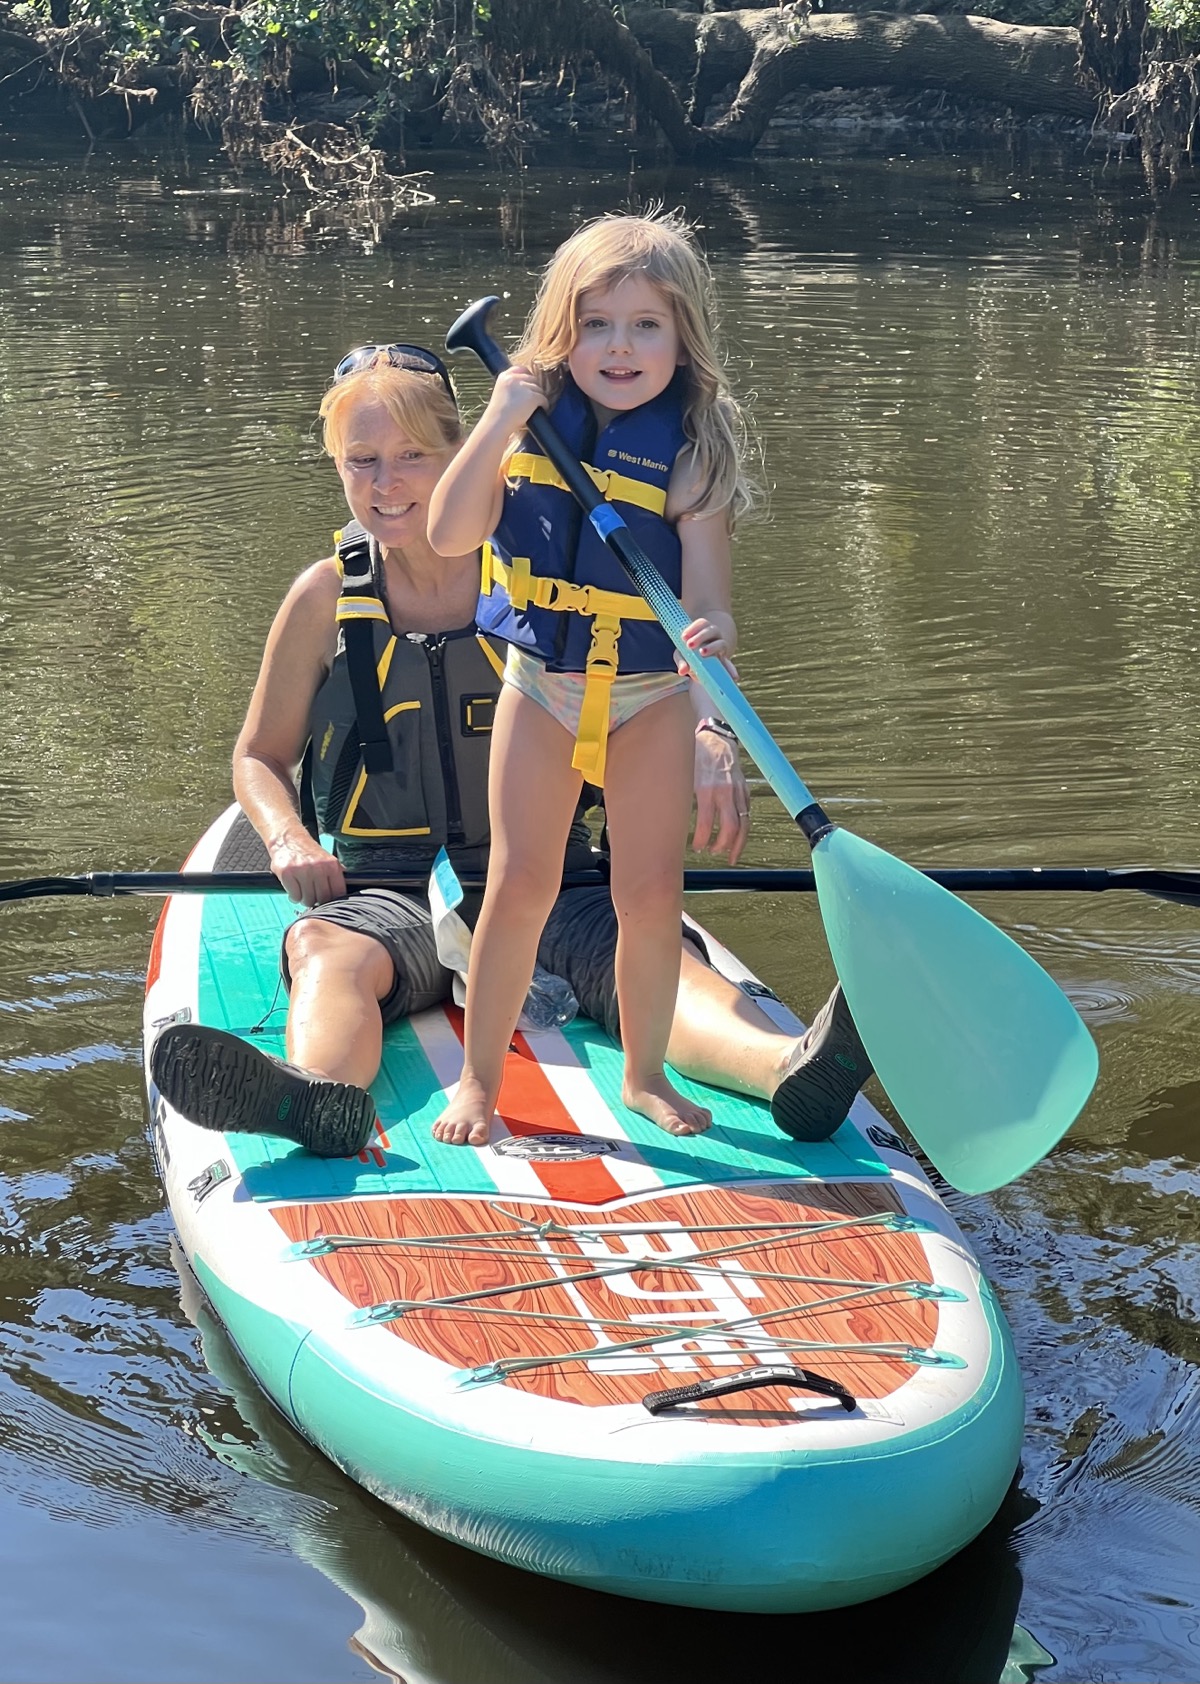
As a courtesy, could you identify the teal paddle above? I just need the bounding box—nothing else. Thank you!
[446,295,1099,1194]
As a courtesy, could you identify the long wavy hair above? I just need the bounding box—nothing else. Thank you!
[514,210,757,525]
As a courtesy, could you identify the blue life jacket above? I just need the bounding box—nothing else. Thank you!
[476,372,689,783]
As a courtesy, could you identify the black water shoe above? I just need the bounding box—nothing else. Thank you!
[150,1023,376,1158]
[770,985,873,1144]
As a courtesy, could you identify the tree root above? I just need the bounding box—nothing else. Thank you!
[258,120,435,205]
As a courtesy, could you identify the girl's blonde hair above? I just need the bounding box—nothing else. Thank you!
[515,210,756,524]
[320,362,463,461]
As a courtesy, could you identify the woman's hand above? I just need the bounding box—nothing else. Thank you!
[692,723,750,866]
[268,828,347,907]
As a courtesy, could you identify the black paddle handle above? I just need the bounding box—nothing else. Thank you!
[445,295,608,520]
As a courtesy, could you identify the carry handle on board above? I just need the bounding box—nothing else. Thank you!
[444,295,1099,1195]
[642,1365,857,1415]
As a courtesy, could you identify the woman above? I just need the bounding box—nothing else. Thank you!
[150,343,871,1155]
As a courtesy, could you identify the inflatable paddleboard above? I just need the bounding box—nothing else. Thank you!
[144,803,1024,1613]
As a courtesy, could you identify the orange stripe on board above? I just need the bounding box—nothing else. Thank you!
[444,1006,626,1205]
[145,901,170,995]
[147,837,213,995]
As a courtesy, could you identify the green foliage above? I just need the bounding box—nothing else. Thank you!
[26,0,489,83]
[1147,0,1200,37]
[235,0,458,78]
[67,0,195,62]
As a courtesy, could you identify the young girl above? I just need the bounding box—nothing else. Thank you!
[428,211,754,1146]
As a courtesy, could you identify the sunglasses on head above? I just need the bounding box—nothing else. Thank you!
[333,342,456,405]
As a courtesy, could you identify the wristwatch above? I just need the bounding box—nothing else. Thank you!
[695,717,738,742]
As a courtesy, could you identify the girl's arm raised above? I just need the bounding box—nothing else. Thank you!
[428,365,548,556]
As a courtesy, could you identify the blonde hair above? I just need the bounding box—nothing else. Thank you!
[515,210,756,524]
[320,363,462,461]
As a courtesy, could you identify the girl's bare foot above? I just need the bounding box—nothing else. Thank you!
[432,1072,495,1146]
[623,1071,712,1136]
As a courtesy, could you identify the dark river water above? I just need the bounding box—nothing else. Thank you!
[2,125,1199,1683]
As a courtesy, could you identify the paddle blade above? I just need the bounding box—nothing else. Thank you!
[812,828,1098,1194]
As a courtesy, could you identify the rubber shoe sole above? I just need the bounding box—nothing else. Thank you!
[150,1023,376,1159]
[770,985,873,1144]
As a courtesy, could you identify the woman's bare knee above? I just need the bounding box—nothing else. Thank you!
[285,919,392,993]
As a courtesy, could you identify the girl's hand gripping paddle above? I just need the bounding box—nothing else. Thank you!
[445,295,1099,1194]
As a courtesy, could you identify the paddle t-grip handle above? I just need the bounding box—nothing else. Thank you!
[445,295,629,535]
[443,296,834,843]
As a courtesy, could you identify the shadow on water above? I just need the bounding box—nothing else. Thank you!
[175,1249,1054,1684]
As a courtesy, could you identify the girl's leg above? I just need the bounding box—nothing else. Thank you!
[603,688,712,1137]
[433,684,584,1146]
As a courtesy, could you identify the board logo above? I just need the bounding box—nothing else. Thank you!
[867,1123,913,1157]
[492,1133,621,1162]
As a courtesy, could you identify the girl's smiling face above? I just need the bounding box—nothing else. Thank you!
[335,399,454,546]
[568,273,684,418]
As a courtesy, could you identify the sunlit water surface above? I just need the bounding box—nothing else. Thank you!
[1,126,1199,1683]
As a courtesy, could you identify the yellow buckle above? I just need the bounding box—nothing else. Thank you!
[585,614,622,678]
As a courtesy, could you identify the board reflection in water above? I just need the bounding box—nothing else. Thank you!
[176,1248,1053,1684]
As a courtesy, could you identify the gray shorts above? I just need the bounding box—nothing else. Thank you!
[284,884,705,1037]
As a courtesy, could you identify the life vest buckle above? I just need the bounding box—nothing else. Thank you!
[543,576,592,616]
[585,614,622,679]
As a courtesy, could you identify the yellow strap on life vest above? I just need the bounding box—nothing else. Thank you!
[474,633,507,681]
[335,595,390,623]
[506,451,668,517]
[484,544,659,785]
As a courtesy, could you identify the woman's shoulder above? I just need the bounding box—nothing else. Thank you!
[263,555,343,659]
[274,554,342,615]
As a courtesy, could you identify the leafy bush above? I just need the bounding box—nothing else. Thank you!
[24,0,489,83]
[1147,0,1200,36]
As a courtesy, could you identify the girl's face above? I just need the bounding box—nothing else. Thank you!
[567,273,684,418]
[334,400,455,549]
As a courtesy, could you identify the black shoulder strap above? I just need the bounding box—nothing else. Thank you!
[335,523,392,777]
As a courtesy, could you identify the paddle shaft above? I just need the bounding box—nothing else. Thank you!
[3,867,1198,904]
[444,297,833,845]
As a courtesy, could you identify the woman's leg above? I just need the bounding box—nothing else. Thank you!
[283,919,397,1088]
[433,684,584,1146]
[603,688,712,1136]
[150,915,393,1159]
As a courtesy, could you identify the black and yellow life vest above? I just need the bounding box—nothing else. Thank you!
[477,373,688,785]
[306,522,505,868]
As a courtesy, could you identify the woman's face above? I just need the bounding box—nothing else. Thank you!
[334,399,455,549]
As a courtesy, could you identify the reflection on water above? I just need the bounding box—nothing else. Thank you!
[2,130,1200,1681]
[180,1245,1052,1684]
